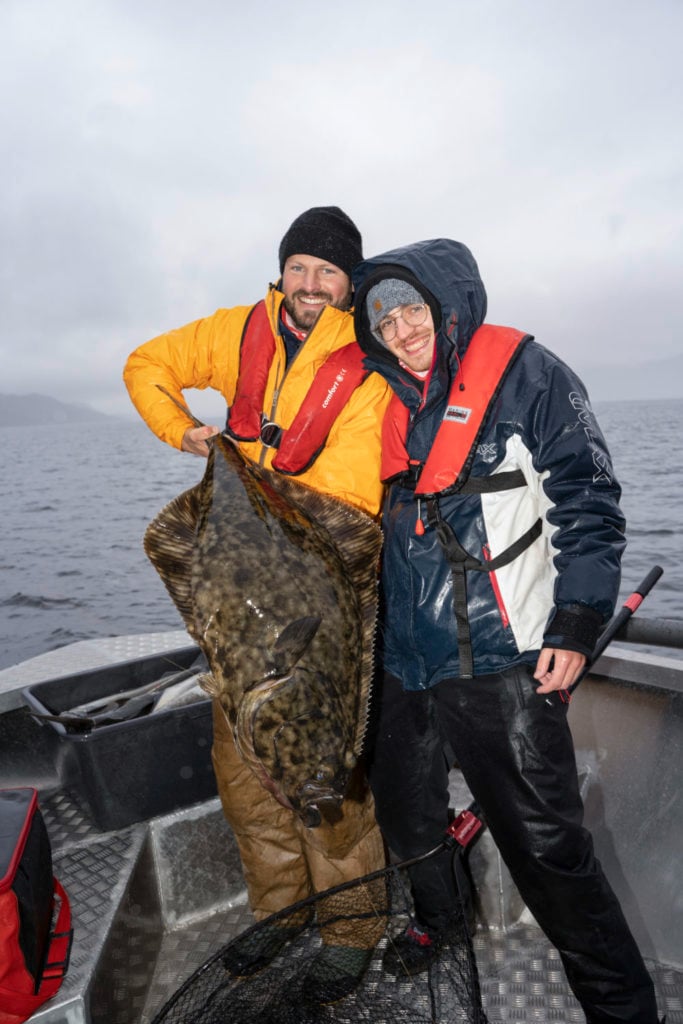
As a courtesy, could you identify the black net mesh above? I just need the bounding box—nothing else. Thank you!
[151,849,487,1024]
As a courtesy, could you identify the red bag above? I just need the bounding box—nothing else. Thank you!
[0,789,72,1024]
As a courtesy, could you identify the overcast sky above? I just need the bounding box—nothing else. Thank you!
[2,0,681,418]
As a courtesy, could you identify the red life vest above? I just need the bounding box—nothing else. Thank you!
[381,324,528,494]
[381,323,540,678]
[226,300,369,475]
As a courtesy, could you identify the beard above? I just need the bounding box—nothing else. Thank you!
[283,288,353,332]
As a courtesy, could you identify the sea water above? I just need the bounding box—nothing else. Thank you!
[1,398,681,671]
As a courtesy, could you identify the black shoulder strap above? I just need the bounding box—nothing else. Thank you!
[426,501,542,677]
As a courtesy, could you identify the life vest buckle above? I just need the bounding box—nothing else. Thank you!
[424,497,441,529]
[260,416,283,449]
[398,460,423,490]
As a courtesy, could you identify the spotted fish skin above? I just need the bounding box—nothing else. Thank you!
[144,432,381,828]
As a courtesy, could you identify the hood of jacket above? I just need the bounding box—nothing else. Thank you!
[352,239,488,407]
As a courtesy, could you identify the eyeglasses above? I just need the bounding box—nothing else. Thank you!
[374,303,429,342]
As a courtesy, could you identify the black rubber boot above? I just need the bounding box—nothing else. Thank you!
[222,922,304,977]
[382,922,442,977]
[301,945,373,1005]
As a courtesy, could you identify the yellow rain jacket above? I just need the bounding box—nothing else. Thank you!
[123,284,390,516]
[124,285,390,943]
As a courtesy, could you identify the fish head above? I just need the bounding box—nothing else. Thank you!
[286,744,358,829]
[236,661,359,829]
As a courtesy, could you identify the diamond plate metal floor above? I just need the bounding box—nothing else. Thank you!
[10,772,683,1024]
[138,913,683,1024]
[474,927,683,1023]
[3,634,681,1023]
[140,903,255,1023]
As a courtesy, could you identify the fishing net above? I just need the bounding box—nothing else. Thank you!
[151,821,487,1024]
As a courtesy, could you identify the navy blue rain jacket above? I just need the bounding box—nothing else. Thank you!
[353,239,625,690]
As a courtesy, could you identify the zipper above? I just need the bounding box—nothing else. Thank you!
[258,297,324,468]
[482,542,510,628]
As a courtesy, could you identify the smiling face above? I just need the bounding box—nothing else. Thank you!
[281,254,353,332]
[378,303,436,373]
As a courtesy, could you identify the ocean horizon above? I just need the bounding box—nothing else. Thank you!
[1,396,681,672]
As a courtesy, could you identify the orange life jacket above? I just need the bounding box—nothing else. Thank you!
[226,300,369,475]
[381,324,528,493]
[380,324,540,677]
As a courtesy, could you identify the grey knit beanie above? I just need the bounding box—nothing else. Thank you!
[278,206,362,278]
[366,279,426,341]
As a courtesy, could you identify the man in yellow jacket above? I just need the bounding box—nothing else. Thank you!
[124,207,391,1004]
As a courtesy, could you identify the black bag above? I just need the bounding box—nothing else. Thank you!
[0,789,72,1024]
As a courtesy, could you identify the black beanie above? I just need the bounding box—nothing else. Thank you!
[278,206,362,278]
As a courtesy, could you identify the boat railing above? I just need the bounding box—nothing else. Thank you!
[616,614,683,649]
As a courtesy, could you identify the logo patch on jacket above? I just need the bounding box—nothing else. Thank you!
[444,405,472,424]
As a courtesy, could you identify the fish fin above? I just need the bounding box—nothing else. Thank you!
[261,474,382,759]
[155,384,205,429]
[271,616,322,676]
[198,672,221,698]
[144,485,202,630]
[212,433,286,524]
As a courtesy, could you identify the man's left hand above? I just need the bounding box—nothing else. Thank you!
[533,648,586,694]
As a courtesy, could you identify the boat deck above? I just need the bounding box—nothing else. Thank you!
[1,633,681,1023]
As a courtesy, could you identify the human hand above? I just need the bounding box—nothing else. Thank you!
[181,424,221,457]
[533,648,586,694]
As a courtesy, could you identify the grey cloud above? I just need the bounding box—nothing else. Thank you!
[1,0,681,416]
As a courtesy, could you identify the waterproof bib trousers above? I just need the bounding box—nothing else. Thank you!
[368,668,659,1024]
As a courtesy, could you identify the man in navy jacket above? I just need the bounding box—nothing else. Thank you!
[353,238,660,1024]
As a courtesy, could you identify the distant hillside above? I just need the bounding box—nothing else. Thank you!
[0,393,113,427]
[578,352,683,403]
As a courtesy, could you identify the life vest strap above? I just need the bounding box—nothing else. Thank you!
[458,469,527,496]
[272,343,369,475]
[396,468,528,495]
[437,523,476,679]
[225,300,369,474]
[426,500,542,678]
[226,303,272,442]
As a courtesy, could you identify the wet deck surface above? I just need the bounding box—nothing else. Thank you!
[2,634,681,1023]
[27,781,682,1023]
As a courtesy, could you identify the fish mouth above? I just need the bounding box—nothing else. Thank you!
[298,784,344,828]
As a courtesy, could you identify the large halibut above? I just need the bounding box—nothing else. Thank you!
[144,426,382,828]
